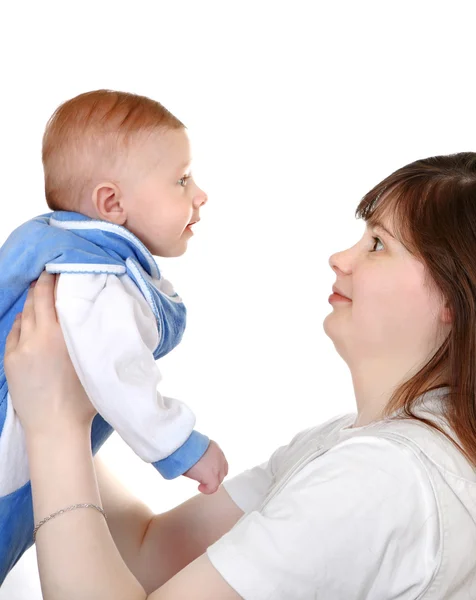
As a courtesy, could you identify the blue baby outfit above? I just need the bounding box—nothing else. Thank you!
[0,211,209,583]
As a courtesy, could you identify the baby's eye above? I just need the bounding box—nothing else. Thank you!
[178,175,191,187]
[370,236,384,252]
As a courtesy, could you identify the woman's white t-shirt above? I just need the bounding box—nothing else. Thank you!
[207,397,476,599]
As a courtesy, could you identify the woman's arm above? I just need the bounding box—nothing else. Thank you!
[27,427,145,600]
[137,486,243,593]
[27,426,241,600]
[5,272,243,599]
[94,455,243,594]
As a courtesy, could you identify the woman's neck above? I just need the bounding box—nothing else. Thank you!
[350,358,446,428]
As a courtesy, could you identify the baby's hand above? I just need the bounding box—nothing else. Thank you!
[183,440,228,494]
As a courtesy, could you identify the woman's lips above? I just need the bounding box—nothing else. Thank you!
[328,291,352,304]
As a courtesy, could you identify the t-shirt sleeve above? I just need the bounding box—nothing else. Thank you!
[55,272,201,468]
[208,436,440,600]
[223,426,319,514]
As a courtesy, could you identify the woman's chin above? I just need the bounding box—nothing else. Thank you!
[323,314,349,353]
[323,311,340,337]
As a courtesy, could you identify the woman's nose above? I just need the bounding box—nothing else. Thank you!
[329,248,353,276]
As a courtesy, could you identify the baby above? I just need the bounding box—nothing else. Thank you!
[0,91,228,576]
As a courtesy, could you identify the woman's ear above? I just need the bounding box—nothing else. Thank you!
[91,182,127,225]
[441,303,453,325]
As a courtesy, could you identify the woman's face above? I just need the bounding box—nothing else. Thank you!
[323,215,450,372]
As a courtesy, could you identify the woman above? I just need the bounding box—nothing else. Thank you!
[5,153,476,599]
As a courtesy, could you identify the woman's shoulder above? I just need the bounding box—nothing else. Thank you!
[222,413,354,514]
[270,424,441,504]
[347,411,476,483]
[281,412,360,452]
[219,413,476,599]
[214,428,442,599]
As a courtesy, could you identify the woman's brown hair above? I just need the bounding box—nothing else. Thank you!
[356,152,476,465]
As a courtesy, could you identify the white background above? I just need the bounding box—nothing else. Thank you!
[1,1,475,597]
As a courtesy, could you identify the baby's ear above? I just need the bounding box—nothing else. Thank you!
[92,182,127,225]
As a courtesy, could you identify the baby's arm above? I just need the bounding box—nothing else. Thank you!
[53,272,209,479]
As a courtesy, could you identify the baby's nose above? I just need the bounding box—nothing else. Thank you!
[194,189,208,208]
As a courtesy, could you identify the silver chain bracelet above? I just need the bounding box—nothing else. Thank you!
[33,503,107,541]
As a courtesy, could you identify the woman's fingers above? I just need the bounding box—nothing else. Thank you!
[17,272,57,344]
[19,285,36,343]
[5,314,22,356]
[33,271,58,327]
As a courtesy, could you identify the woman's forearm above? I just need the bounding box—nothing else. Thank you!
[26,424,147,600]
[95,456,244,595]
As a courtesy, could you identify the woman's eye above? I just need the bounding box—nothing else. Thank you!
[371,236,384,252]
[178,175,190,187]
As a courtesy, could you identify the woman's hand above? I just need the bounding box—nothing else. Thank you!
[4,271,97,438]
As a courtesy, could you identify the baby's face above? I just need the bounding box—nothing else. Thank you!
[120,128,208,257]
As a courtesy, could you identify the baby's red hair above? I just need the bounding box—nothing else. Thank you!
[42,89,184,211]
